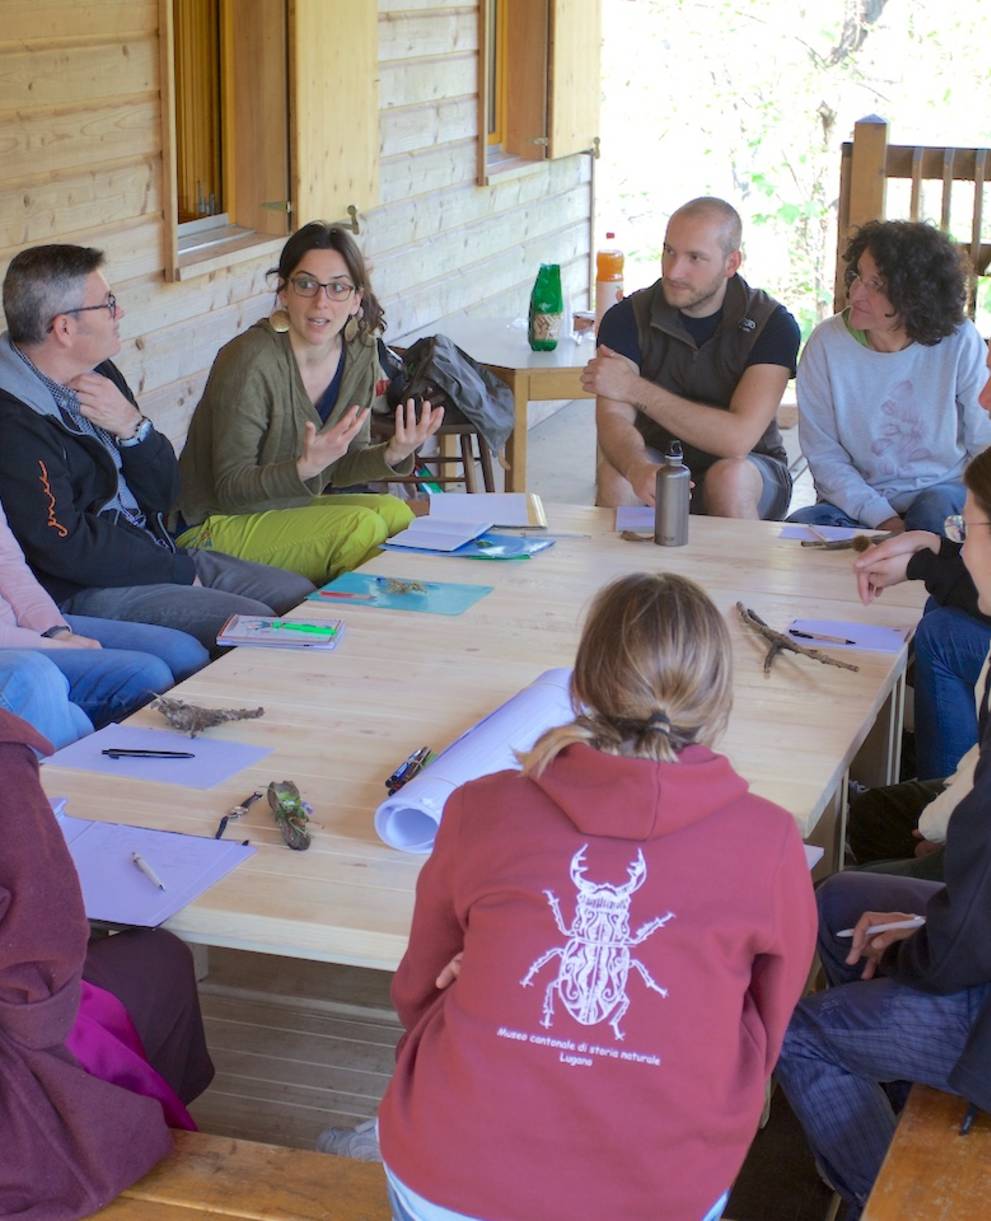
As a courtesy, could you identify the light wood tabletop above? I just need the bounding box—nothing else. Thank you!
[42,508,927,971]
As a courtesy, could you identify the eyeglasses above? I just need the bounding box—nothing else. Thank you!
[289,274,356,302]
[945,515,991,543]
[846,270,887,297]
[48,293,118,331]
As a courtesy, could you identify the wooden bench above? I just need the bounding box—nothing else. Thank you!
[864,1085,991,1219]
[91,1130,390,1219]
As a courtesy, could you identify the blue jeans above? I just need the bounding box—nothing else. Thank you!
[788,480,965,535]
[775,871,989,1218]
[0,620,207,748]
[912,603,990,779]
[64,614,209,683]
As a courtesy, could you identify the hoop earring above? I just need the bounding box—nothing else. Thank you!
[343,315,359,344]
[269,308,290,333]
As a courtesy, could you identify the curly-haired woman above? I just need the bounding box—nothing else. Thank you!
[789,220,991,535]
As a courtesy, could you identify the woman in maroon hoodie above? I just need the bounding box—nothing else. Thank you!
[377,571,817,1221]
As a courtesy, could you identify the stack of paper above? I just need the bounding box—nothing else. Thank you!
[217,615,344,649]
[428,492,547,528]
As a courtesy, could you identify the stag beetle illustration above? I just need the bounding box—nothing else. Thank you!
[521,844,674,1040]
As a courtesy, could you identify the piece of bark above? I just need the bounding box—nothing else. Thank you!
[620,530,654,543]
[800,532,893,551]
[150,695,265,737]
[735,603,860,676]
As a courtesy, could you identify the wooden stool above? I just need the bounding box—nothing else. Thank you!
[91,1129,390,1219]
[864,1085,991,1219]
[372,409,496,494]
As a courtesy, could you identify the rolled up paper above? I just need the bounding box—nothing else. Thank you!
[374,668,574,852]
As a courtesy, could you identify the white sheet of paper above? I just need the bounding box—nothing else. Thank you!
[615,506,654,531]
[375,669,575,852]
[788,619,910,653]
[384,518,493,552]
[428,492,546,528]
[56,810,254,926]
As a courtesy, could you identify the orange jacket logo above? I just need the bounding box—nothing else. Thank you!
[38,459,68,538]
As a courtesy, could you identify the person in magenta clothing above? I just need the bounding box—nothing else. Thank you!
[374,572,817,1221]
[0,710,214,1218]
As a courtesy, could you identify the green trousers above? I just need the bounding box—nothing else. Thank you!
[177,494,414,586]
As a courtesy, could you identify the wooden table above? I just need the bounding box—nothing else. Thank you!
[400,314,593,491]
[41,509,926,972]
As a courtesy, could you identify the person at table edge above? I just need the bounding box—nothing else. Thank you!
[584,196,800,519]
[0,244,314,653]
[788,219,991,537]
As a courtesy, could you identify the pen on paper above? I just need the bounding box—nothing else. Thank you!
[790,629,856,646]
[131,851,166,891]
[806,524,832,544]
[102,748,195,759]
[836,916,925,938]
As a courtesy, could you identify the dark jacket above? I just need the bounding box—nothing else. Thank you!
[907,537,991,625]
[629,273,788,474]
[885,674,991,1110]
[0,361,195,603]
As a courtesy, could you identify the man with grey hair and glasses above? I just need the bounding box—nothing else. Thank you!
[0,244,313,652]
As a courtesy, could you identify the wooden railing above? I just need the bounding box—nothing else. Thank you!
[835,115,990,315]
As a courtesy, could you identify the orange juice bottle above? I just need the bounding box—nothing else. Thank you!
[595,233,625,328]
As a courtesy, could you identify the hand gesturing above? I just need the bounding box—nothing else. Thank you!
[296,404,370,480]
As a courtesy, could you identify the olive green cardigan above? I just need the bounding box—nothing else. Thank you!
[178,320,413,525]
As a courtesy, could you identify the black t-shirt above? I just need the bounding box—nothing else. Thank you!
[597,292,800,376]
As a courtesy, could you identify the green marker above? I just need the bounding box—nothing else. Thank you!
[271,621,338,636]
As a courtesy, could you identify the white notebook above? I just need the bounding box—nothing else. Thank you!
[383,518,493,552]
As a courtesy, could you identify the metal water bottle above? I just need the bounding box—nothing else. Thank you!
[654,441,690,546]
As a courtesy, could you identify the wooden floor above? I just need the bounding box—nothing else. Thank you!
[189,952,400,1151]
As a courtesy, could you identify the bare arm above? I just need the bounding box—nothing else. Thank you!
[596,398,660,505]
[583,346,790,460]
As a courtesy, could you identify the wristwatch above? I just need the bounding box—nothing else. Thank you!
[41,625,71,638]
[119,414,153,447]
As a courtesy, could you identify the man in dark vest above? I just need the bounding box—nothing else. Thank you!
[584,197,800,518]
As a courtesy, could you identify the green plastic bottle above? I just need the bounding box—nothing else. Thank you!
[528,263,564,351]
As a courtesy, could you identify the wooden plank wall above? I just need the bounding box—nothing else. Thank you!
[0,0,592,450]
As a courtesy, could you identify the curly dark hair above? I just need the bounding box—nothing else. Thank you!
[269,221,385,338]
[843,220,968,346]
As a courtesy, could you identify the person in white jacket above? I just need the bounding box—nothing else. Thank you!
[789,220,991,536]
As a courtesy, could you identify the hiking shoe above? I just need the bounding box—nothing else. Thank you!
[315,1117,382,1162]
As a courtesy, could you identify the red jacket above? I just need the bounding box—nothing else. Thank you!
[379,742,816,1221]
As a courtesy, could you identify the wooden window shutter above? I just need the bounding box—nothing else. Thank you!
[502,0,548,162]
[548,0,601,160]
[289,0,379,226]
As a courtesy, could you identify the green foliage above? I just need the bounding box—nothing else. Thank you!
[598,0,991,332]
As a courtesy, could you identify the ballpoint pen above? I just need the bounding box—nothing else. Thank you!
[789,629,857,646]
[131,851,166,890]
[836,916,926,938]
[103,748,195,759]
[385,745,430,791]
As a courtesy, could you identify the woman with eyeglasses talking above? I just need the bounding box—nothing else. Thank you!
[177,222,443,584]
